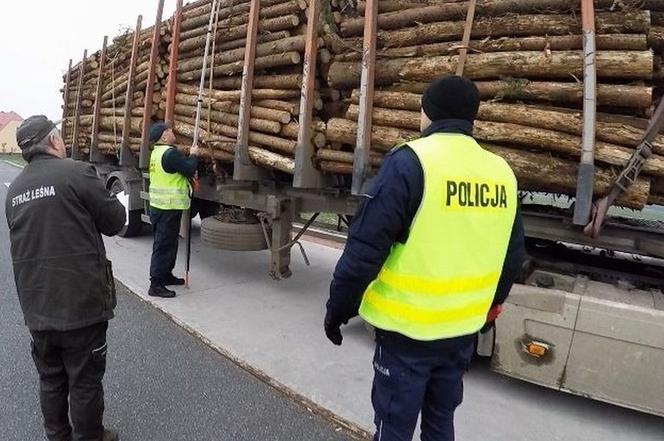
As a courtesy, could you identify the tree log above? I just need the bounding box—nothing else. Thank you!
[343,103,664,176]
[253,99,299,114]
[317,148,383,166]
[346,98,664,154]
[247,146,295,173]
[178,15,300,52]
[344,12,651,49]
[352,81,654,109]
[175,115,297,153]
[319,161,355,174]
[174,103,282,134]
[280,122,327,147]
[483,144,650,209]
[325,118,418,151]
[96,133,142,145]
[474,121,664,177]
[474,81,652,109]
[181,0,306,36]
[334,34,648,61]
[212,30,292,52]
[345,103,419,130]
[212,73,303,90]
[178,36,308,74]
[476,102,664,155]
[354,0,640,15]
[99,107,145,117]
[176,84,301,101]
[181,4,251,34]
[175,93,292,123]
[343,1,647,37]
[93,116,143,135]
[172,121,236,143]
[351,89,421,111]
[101,59,151,94]
[178,51,302,81]
[327,51,654,88]
[205,141,296,173]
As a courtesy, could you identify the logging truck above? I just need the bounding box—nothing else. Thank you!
[60,0,664,420]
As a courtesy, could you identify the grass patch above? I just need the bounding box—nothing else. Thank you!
[0,154,26,168]
[299,212,349,232]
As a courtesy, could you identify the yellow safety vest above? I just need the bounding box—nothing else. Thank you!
[149,144,191,210]
[359,133,518,341]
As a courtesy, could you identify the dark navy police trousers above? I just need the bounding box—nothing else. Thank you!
[371,339,474,441]
[149,208,183,283]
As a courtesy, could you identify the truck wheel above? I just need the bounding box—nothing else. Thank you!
[201,215,269,251]
[110,179,143,238]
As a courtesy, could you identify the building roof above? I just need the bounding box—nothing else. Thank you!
[0,111,23,132]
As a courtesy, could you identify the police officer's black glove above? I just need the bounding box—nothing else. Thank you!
[324,311,344,346]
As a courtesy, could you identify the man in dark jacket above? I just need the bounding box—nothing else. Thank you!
[324,76,526,441]
[6,115,126,441]
[147,122,199,298]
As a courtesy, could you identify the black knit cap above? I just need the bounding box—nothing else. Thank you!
[422,75,480,123]
[149,121,171,143]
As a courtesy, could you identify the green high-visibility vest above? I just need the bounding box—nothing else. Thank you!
[359,133,518,341]
[149,144,191,210]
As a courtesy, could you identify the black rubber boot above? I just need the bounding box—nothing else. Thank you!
[148,283,176,298]
[164,274,185,286]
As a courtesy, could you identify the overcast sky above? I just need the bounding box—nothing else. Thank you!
[0,1,177,121]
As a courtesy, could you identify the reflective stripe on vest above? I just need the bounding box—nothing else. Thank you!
[149,144,191,210]
[359,133,518,341]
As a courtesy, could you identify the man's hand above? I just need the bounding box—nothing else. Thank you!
[324,311,344,346]
[190,143,201,157]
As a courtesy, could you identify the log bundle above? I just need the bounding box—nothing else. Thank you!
[59,0,664,208]
[319,0,664,207]
[168,0,331,175]
[61,23,170,157]
[61,51,100,154]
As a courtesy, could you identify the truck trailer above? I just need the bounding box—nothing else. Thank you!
[59,0,664,419]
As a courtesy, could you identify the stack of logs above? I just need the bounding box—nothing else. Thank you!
[320,0,664,208]
[61,52,101,157]
[61,24,171,157]
[169,0,333,174]
[60,0,664,207]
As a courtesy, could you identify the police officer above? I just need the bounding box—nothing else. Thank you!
[324,76,525,441]
[6,115,126,441]
[147,122,200,298]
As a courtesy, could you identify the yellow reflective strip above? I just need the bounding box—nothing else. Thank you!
[371,279,493,310]
[150,188,189,194]
[378,266,499,296]
[363,289,490,325]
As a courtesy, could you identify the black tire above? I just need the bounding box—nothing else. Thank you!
[110,179,144,238]
[201,216,269,251]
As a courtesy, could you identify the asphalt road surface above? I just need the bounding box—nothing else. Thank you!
[0,161,351,441]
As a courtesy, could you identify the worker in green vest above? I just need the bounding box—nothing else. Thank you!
[148,122,200,298]
[324,75,525,441]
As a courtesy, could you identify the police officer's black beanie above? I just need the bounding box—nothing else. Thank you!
[149,122,170,143]
[421,75,480,123]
